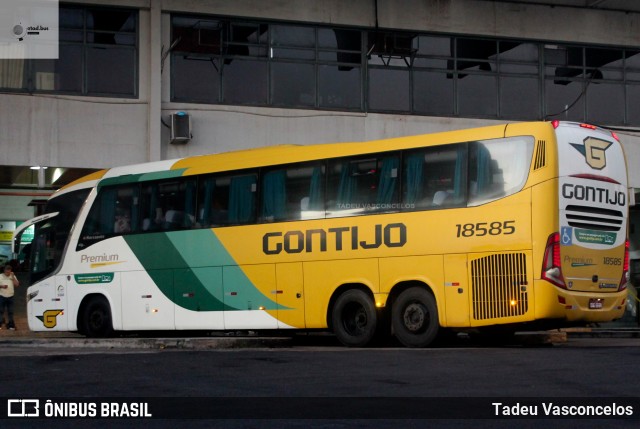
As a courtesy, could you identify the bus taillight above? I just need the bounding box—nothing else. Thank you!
[542,232,566,289]
[619,239,630,291]
[611,131,620,142]
[579,123,598,130]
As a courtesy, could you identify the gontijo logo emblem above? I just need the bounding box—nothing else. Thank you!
[36,309,63,328]
[570,137,613,170]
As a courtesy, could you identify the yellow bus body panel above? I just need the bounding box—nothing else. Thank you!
[214,187,534,329]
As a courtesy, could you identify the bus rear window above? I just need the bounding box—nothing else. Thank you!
[468,136,534,206]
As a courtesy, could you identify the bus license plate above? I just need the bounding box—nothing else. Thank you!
[589,299,604,310]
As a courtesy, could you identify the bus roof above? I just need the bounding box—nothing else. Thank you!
[172,121,545,176]
[57,121,560,194]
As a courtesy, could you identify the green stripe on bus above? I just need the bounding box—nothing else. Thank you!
[123,230,284,311]
[98,169,187,188]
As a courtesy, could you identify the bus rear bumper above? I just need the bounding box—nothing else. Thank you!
[534,280,627,323]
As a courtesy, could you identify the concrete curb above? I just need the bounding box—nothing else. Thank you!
[0,336,293,350]
[562,328,640,339]
[515,331,567,345]
[0,328,637,350]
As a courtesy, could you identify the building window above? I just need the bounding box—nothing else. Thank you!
[544,45,628,125]
[455,38,498,117]
[497,42,540,119]
[544,45,587,122]
[412,35,454,115]
[628,49,640,124]
[170,14,640,126]
[171,17,363,110]
[318,28,362,109]
[0,5,138,97]
[585,47,625,125]
[367,32,413,112]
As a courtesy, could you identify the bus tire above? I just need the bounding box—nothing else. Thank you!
[81,296,113,338]
[332,289,377,347]
[392,287,439,348]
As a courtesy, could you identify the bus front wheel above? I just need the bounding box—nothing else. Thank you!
[81,296,113,338]
[392,287,439,348]
[332,289,377,347]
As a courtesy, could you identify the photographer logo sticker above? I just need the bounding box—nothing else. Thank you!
[0,0,58,59]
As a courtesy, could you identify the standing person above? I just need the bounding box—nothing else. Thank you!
[0,264,20,330]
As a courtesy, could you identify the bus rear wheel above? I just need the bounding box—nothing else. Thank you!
[332,289,377,347]
[392,287,439,348]
[81,296,113,338]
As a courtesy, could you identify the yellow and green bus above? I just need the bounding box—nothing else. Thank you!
[13,121,630,347]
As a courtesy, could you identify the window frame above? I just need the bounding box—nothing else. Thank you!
[169,13,640,126]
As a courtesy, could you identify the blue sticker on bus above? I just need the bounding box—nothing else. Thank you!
[561,227,573,246]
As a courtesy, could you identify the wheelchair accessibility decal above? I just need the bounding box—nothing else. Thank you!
[561,227,573,246]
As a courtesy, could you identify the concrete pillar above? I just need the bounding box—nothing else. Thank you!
[148,0,162,161]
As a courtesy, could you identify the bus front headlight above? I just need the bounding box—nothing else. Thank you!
[26,290,39,303]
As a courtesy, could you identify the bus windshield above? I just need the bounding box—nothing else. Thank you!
[28,189,91,283]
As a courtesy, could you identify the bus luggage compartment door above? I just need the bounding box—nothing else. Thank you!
[443,254,470,327]
[28,275,68,331]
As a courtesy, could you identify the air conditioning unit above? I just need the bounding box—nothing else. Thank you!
[170,112,192,144]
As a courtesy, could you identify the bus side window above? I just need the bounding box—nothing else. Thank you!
[197,177,216,227]
[80,184,139,245]
[141,183,162,231]
[197,174,249,227]
[228,174,257,224]
[298,164,325,220]
[261,162,326,222]
[327,160,358,216]
[114,207,132,233]
[327,154,399,217]
[376,156,399,210]
[261,169,287,222]
[210,179,231,226]
[139,179,197,232]
[403,143,467,210]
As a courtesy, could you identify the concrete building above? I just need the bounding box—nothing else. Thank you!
[1,1,639,288]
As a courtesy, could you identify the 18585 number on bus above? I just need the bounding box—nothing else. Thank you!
[455,221,515,238]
